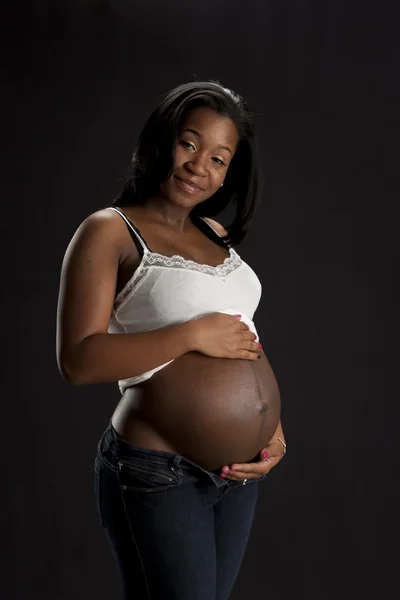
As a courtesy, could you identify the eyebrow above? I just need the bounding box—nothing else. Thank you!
[182,128,233,154]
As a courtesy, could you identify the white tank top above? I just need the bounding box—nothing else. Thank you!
[108,207,262,394]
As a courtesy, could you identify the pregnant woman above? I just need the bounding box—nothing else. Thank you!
[56,81,286,600]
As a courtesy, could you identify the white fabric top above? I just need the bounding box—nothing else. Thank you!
[108,207,262,394]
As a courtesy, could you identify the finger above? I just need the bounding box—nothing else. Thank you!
[220,465,248,480]
[244,331,257,341]
[262,452,281,463]
[225,468,271,481]
[234,458,278,473]
[242,338,261,352]
[260,446,283,462]
[220,463,268,481]
[241,332,259,347]
[237,350,261,361]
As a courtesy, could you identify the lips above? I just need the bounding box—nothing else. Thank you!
[174,176,204,192]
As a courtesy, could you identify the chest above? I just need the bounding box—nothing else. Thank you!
[117,233,231,298]
[114,256,262,329]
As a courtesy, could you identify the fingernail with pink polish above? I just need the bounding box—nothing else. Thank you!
[262,452,269,459]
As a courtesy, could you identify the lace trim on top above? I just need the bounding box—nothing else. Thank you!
[115,247,243,308]
[145,247,240,275]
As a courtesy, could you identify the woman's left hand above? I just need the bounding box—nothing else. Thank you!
[219,438,284,481]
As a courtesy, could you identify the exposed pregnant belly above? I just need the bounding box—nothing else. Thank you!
[111,351,281,471]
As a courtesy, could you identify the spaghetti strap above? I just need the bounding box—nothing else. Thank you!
[108,207,150,252]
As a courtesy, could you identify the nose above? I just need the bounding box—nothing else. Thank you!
[185,153,208,177]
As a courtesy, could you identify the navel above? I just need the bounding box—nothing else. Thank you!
[257,402,269,414]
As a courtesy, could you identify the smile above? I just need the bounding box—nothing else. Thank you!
[174,176,203,194]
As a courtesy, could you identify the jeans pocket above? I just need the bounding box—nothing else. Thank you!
[117,456,182,493]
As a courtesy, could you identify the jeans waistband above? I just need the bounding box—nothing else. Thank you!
[98,421,228,487]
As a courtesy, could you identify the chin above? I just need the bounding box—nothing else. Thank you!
[162,180,202,206]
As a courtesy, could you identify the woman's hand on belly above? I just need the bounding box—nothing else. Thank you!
[189,312,261,361]
[219,437,285,482]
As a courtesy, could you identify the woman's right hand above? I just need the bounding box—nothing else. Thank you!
[188,312,261,360]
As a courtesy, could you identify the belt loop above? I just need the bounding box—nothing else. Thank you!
[172,455,182,468]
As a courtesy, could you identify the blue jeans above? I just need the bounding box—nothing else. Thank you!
[94,422,267,600]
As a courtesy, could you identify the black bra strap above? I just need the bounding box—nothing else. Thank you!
[191,214,231,249]
[109,207,229,254]
[108,207,152,255]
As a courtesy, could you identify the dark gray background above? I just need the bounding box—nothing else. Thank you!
[2,1,399,599]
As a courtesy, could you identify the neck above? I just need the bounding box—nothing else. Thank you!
[142,193,195,234]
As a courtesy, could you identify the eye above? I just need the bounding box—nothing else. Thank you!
[212,157,225,166]
[180,140,196,151]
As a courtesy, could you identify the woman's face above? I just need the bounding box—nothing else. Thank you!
[159,106,239,208]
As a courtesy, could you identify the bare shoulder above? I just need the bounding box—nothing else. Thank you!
[80,207,124,232]
[202,217,228,237]
[70,207,130,248]
[59,207,139,274]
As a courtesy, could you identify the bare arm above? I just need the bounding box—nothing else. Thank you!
[56,210,195,386]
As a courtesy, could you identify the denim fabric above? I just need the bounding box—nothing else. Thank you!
[94,422,267,600]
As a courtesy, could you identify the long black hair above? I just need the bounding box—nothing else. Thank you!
[113,81,260,246]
